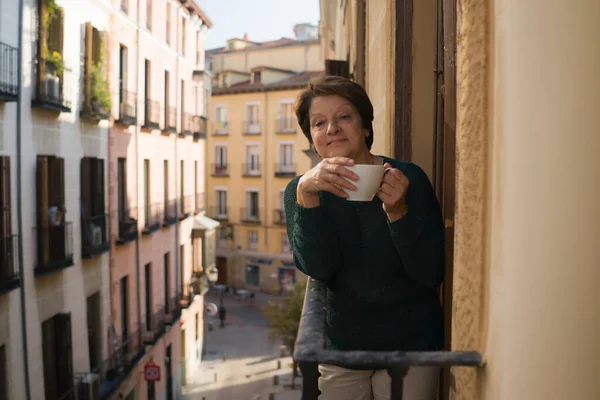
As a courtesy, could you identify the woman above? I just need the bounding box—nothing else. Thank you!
[284,76,445,400]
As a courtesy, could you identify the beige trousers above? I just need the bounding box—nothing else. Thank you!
[318,364,439,400]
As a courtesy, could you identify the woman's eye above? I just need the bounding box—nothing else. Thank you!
[314,121,324,127]
[340,114,350,120]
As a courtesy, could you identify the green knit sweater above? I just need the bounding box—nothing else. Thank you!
[285,157,444,359]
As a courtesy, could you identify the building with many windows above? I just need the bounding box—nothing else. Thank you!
[0,0,215,399]
[206,31,322,294]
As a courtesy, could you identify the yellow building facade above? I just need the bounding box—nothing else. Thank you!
[206,35,322,293]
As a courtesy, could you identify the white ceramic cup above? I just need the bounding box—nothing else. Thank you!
[342,164,393,201]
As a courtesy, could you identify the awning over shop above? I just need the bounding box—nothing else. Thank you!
[191,214,220,231]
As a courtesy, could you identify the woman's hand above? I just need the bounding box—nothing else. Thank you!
[377,162,410,222]
[297,157,359,207]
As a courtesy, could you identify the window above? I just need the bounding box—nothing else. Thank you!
[83,24,106,115]
[192,237,203,272]
[218,227,228,247]
[245,104,260,134]
[0,156,14,286]
[164,70,171,129]
[42,313,73,400]
[164,252,170,313]
[86,292,101,371]
[146,0,152,31]
[248,230,258,251]
[148,381,156,400]
[216,190,227,217]
[279,102,294,132]
[245,265,260,286]
[253,71,261,83]
[215,106,228,133]
[179,160,185,213]
[245,191,259,221]
[180,80,185,127]
[181,17,186,55]
[222,74,229,87]
[196,30,201,65]
[166,3,171,45]
[120,276,129,339]
[145,263,152,331]
[0,345,6,400]
[214,145,227,174]
[143,159,151,228]
[163,160,169,214]
[282,233,291,253]
[279,143,295,172]
[195,313,199,342]
[180,244,185,295]
[81,157,106,255]
[245,144,260,176]
[117,158,127,222]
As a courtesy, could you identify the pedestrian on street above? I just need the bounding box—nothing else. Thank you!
[285,75,444,400]
[218,305,227,328]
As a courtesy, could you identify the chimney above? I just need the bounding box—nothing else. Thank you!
[243,32,248,41]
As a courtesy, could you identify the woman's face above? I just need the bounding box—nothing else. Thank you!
[308,95,370,161]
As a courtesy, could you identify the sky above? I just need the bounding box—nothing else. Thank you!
[199,0,320,50]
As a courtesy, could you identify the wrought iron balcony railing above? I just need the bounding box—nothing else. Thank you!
[35,222,75,275]
[192,115,207,140]
[81,214,109,259]
[181,112,193,136]
[164,106,177,133]
[295,278,482,399]
[142,99,160,129]
[212,120,228,135]
[242,120,261,135]
[144,307,166,344]
[179,195,194,219]
[0,42,18,101]
[142,203,162,235]
[275,163,297,177]
[275,118,297,134]
[240,207,261,224]
[32,57,73,113]
[165,294,182,325]
[242,163,261,177]
[208,206,229,221]
[0,235,19,294]
[163,199,178,227]
[116,207,138,245]
[116,90,137,125]
[211,163,228,177]
[273,209,286,225]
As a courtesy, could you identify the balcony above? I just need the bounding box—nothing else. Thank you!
[0,235,19,295]
[180,112,193,136]
[0,42,18,102]
[35,222,75,275]
[165,294,182,325]
[275,118,297,134]
[116,90,137,126]
[211,163,228,177]
[163,106,177,133]
[179,195,194,220]
[192,116,207,140]
[142,99,160,129]
[240,207,261,224]
[295,278,482,399]
[31,57,72,113]
[212,120,229,136]
[120,329,144,370]
[142,203,162,235]
[116,207,138,245]
[273,209,286,225]
[144,307,166,344]
[208,206,229,221]
[242,120,261,135]
[275,163,297,178]
[242,163,261,177]
[163,199,178,227]
[195,192,205,214]
[81,214,110,259]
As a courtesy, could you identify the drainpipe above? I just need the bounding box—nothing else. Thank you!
[16,0,31,398]
[263,89,269,250]
[134,0,142,343]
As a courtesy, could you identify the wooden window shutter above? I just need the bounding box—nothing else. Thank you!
[92,27,101,65]
[41,318,58,399]
[80,157,92,219]
[93,158,105,215]
[37,156,49,227]
[85,22,93,110]
[0,157,11,237]
[57,157,65,206]
[54,313,73,398]
[47,7,64,54]
[325,60,349,78]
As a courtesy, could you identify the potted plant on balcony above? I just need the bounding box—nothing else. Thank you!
[41,0,69,102]
[90,61,111,119]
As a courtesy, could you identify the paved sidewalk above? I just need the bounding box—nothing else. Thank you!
[182,292,302,400]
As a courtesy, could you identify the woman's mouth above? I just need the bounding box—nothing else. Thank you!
[327,139,347,146]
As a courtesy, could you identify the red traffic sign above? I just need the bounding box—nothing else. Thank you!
[144,361,161,382]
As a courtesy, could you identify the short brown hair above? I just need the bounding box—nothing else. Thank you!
[294,75,374,150]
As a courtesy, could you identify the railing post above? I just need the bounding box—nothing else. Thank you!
[388,366,409,400]
[299,362,320,400]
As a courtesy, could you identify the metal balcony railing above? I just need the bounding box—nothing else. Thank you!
[116,207,138,245]
[163,199,178,227]
[120,328,143,368]
[179,195,194,219]
[195,192,205,213]
[275,118,297,133]
[242,120,261,135]
[165,294,182,325]
[0,235,19,294]
[81,214,109,259]
[273,209,286,225]
[181,112,193,135]
[240,207,261,224]
[142,203,162,234]
[143,99,160,129]
[243,163,261,177]
[295,278,483,399]
[192,115,207,140]
[212,120,228,135]
[211,163,228,176]
[32,57,73,112]
[275,163,297,177]
[164,106,177,133]
[208,206,229,221]
[144,307,166,344]
[35,222,75,275]
[116,90,137,125]
[0,42,18,101]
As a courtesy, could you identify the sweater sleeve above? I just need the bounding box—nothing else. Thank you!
[387,162,445,289]
[284,177,341,282]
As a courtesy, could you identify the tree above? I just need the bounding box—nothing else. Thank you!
[264,279,307,388]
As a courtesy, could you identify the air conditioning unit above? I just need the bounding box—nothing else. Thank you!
[91,225,103,247]
[43,73,60,101]
[77,373,100,400]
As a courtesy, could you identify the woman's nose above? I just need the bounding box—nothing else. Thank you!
[326,120,340,134]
